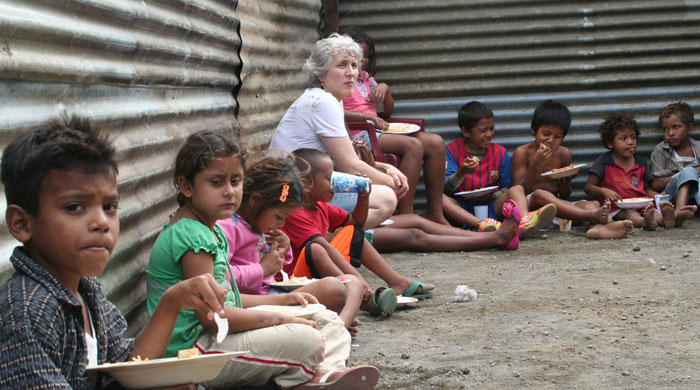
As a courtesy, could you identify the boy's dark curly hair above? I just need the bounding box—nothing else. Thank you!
[1,115,117,216]
[658,101,694,128]
[458,101,493,133]
[598,112,639,149]
[531,100,571,136]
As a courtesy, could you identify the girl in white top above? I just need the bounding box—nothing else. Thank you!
[270,34,408,229]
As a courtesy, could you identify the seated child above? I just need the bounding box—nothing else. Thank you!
[0,117,227,389]
[218,156,366,337]
[511,100,633,239]
[650,101,699,220]
[584,112,690,230]
[341,26,449,224]
[443,101,557,238]
[146,130,378,389]
[283,148,436,313]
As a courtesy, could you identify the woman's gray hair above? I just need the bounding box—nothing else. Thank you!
[304,33,363,83]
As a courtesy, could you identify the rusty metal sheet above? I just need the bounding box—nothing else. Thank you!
[0,0,240,335]
[236,0,321,151]
[339,0,700,208]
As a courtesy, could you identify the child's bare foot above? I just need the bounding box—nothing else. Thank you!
[642,203,659,230]
[659,201,675,229]
[586,220,634,239]
[425,212,451,226]
[675,204,697,227]
[495,210,519,249]
[590,200,611,224]
[348,318,360,338]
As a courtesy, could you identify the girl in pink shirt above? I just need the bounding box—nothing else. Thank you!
[217,156,364,336]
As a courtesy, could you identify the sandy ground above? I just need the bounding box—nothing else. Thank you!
[350,219,700,390]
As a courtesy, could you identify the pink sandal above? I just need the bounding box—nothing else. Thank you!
[501,199,521,250]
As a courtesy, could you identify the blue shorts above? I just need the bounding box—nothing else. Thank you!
[663,166,700,204]
[330,192,358,212]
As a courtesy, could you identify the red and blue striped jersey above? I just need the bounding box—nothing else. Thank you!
[445,139,512,192]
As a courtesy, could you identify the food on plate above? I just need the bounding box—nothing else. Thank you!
[620,197,652,203]
[131,355,150,363]
[551,164,574,173]
[177,348,199,359]
[386,123,416,133]
[276,276,312,285]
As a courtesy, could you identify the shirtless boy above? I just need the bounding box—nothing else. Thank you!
[512,100,633,239]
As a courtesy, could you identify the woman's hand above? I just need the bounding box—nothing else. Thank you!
[382,164,409,199]
[370,83,390,104]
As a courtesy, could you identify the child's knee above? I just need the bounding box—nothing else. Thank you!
[283,324,325,360]
[318,277,347,303]
[530,189,548,203]
[508,184,526,196]
[308,242,329,261]
[404,137,424,157]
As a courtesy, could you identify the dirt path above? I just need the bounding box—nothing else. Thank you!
[351,219,700,389]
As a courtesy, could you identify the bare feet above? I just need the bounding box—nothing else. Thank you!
[425,212,451,226]
[586,220,634,239]
[590,200,611,224]
[495,209,519,249]
[642,203,659,230]
[348,318,360,338]
[675,204,697,227]
[659,201,676,229]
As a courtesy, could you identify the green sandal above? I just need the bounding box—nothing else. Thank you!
[365,287,397,317]
[403,280,434,299]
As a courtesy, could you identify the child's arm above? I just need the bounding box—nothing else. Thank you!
[344,109,389,131]
[347,189,370,227]
[555,149,574,199]
[181,251,318,334]
[131,273,226,360]
[584,173,621,202]
[372,82,394,118]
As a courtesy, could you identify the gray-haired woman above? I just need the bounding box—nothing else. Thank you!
[270,34,407,229]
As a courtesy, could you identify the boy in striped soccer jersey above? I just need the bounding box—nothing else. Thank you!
[443,101,556,237]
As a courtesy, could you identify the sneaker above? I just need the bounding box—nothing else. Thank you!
[478,218,501,232]
[519,203,557,239]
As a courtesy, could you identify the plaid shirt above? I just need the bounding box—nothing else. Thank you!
[0,247,133,389]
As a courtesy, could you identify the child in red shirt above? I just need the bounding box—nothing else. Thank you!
[585,112,677,230]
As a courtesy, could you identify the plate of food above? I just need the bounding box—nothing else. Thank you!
[381,123,421,134]
[86,350,247,389]
[615,197,654,209]
[454,186,499,199]
[274,276,318,291]
[541,163,586,179]
[396,295,418,308]
[247,303,326,319]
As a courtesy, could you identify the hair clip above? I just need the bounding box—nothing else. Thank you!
[279,184,289,202]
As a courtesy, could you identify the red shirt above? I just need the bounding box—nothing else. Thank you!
[280,201,350,274]
[589,152,653,211]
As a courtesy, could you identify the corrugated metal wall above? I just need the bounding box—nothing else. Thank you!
[236,0,321,150]
[0,0,241,334]
[339,0,700,205]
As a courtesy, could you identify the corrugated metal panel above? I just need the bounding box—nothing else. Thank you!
[236,0,321,150]
[339,0,700,208]
[0,0,240,335]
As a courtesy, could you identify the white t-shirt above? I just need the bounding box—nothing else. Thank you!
[269,88,349,153]
[84,307,98,367]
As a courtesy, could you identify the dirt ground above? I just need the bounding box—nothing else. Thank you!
[350,219,700,390]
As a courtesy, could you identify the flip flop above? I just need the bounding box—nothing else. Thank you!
[293,365,379,389]
[501,199,521,250]
[478,218,501,232]
[519,203,557,239]
[365,287,397,317]
[403,280,434,299]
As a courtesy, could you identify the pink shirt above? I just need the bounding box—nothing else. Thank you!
[217,215,293,295]
[342,71,378,115]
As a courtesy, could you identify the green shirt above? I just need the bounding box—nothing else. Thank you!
[146,218,241,357]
